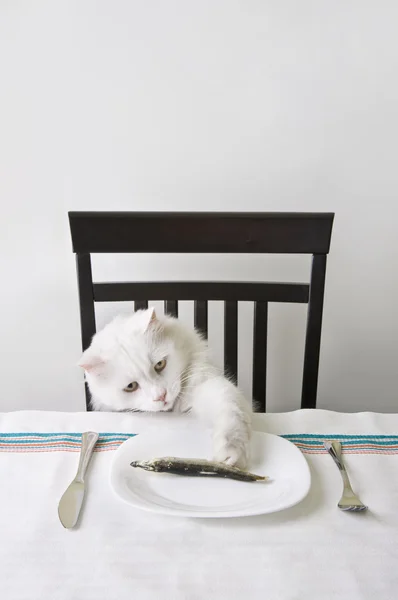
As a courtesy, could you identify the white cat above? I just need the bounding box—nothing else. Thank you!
[79,308,252,467]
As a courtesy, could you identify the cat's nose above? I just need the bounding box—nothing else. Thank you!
[155,391,167,403]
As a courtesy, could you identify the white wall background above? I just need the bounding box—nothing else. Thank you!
[1,1,397,413]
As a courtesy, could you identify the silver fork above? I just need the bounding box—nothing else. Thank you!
[323,441,368,512]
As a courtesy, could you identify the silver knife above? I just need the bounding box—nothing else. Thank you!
[58,431,99,528]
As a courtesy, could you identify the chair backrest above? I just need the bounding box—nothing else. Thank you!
[69,211,334,412]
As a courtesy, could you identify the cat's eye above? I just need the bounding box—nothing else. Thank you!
[154,359,167,373]
[123,382,139,393]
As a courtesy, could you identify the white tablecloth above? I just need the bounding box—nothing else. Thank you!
[1,409,397,600]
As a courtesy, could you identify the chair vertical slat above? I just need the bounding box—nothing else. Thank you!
[134,300,149,311]
[164,300,178,317]
[224,301,238,383]
[76,253,96,411]
[301,254,327,409]
[194,300,208,338]
[252,301,268,412]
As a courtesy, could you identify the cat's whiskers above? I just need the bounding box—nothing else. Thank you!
[176,365,220,394]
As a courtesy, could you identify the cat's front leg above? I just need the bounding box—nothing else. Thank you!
[189,376,252,468]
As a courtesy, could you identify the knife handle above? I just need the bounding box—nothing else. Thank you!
[75,432,99,483]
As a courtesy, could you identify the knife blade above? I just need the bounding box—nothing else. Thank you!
[58,431,99,529]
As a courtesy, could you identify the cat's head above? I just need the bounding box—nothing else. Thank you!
[78,309,188,412]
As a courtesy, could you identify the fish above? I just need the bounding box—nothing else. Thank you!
[130,457,268,482]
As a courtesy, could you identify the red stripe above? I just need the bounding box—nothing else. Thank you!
[0,440,122,446]
[0,446,119,453]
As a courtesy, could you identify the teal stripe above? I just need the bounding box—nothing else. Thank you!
[1,432,398,454]
[0,436,134,446]
[1,432,397,439]
[1,433,397,440]
[0,434,136,444]
[1,433,398,445]
[282,436,398,446]
[282,433,398,440]
[0,432,134,438]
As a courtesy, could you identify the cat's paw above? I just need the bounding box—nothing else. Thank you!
[214,442,249,469]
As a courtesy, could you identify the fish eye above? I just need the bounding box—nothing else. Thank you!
[123,382,139,392]
[154,359,167,373]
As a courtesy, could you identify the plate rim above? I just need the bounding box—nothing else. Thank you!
[109,430,311,518]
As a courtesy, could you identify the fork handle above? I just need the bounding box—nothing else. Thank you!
[324,441,357,498]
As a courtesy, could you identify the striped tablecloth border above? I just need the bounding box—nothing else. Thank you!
[0,433,398,454]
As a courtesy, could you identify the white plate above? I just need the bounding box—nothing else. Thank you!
[110,425,311,518]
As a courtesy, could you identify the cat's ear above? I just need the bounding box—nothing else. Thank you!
[78,348,104,372]
[137,307,158,331]
[148,307,157,326]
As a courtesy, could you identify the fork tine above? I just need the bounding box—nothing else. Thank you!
[338,503,367,512]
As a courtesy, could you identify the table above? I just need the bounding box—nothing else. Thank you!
[1,409,397,600]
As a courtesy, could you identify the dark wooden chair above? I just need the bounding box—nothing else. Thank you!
[69,211,334,412]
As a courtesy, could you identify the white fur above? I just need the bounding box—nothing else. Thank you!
[79,308,252,467]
